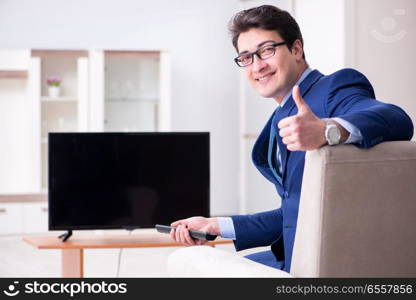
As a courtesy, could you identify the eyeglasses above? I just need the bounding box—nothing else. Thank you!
[234,42,287,67]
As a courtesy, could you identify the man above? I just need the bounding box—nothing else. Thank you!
[169,5,413,273]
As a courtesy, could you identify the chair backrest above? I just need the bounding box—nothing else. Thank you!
[291,141,416,277]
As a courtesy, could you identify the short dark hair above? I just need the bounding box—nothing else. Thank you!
[228,5,305,60]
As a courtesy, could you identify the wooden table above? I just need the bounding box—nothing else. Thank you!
[23,233,232,278]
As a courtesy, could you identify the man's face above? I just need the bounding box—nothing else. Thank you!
[236,28,304,101]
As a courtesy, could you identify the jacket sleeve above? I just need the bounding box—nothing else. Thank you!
[231,208,283,251]
[325,69,414,148]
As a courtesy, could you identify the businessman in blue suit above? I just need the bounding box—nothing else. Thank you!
[169,5,414,273]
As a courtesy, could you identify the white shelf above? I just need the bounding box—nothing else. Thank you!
[0,70,28,79]
[18,49,168,192]
[41,96,77,102]
[105,97,158,103]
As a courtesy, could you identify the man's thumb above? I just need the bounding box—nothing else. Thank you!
[292,85,309,113]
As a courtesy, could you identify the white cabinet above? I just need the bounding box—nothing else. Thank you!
[0,51,33,194]
[0,203,23,234]
[0,49,171,232]
[104,51,160,132]
[22,202,49,233]
[0,49,30,71]
[88,50,170,133]
[31,50,90,190]
[0,202,48,235]
[0,49,170,193]
[26,49,170,191]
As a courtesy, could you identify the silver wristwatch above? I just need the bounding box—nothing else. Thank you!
[324,119,341,145]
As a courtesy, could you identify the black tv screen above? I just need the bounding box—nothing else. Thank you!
[48,132,210,230]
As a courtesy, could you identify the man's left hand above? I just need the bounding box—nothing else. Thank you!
[278,85,326,151]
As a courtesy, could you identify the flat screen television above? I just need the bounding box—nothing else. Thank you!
[48,132,210,234]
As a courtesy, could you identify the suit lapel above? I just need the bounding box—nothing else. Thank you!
[276,70,324,179]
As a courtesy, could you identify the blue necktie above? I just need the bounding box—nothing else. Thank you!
[268,110,283,185]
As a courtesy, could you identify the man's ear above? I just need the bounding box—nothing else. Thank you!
[290,39,304,60]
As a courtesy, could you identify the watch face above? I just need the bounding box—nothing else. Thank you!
[328,126,341,144]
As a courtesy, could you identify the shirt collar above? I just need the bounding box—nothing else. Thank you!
[278,67,312,108]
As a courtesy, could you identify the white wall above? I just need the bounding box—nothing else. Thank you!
[295,0,346,74]
[295,0,416,128]
[347,0,416,132]
[0,0,242,216]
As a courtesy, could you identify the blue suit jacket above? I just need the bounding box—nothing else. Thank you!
[231,68,414,273]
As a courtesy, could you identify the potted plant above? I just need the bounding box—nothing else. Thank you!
[47,76,61,98]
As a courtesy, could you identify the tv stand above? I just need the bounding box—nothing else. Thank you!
[23,231,232,277]
[58,230,73,242]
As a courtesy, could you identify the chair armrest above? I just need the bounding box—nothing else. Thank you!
[292,141,416,277]
[167,246,292,277]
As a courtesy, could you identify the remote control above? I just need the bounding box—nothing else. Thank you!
[155,224,217,241]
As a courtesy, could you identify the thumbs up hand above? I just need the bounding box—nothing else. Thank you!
[277,85,327,151]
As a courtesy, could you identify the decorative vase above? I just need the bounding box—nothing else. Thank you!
[48,86,60,98]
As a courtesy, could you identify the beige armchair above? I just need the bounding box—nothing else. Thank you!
[168,141,416,277]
